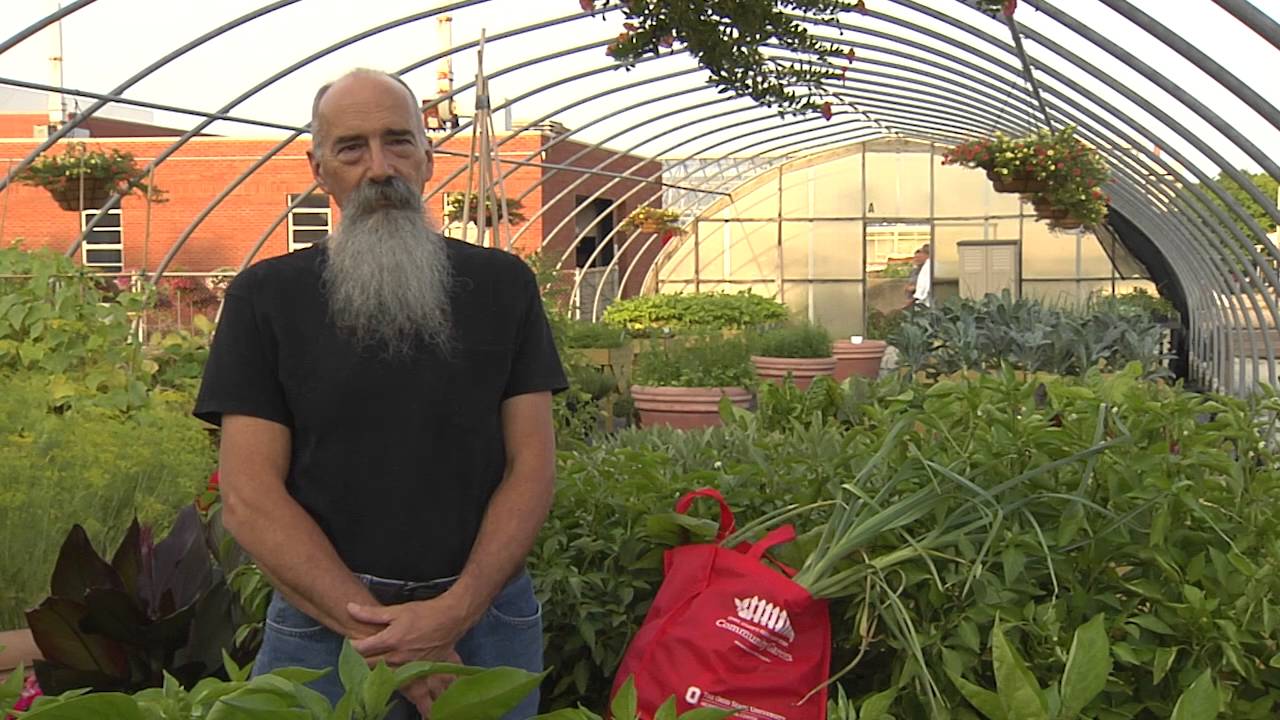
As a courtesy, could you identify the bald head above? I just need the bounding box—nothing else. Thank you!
[310,69,426,158]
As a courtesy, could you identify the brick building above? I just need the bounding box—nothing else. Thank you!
[0,101,664,303]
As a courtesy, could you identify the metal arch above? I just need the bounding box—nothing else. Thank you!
[832,3,1279,389]
[0,1,97,59]
[0,1,305,196]
[190,51,701,275]
[75,0,513,265]
[154,3,600,277]
[566,117,893,311]
[1214,0,1280,54]
[1096,0,1280,138]
[3,1,1276,390]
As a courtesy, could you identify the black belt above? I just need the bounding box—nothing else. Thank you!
[363,577,453,605]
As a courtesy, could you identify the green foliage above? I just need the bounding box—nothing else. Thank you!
[1089,287,1179,324]
[535,370,1280,717]
[631,336,756,388]
[26,504,257,694]
[0,374,215,630]
[750,322,833,359]
[589,0,858,117]
[888,291,1170,378]
[602,291,788,336]
[1199,169,1279,237]
[564,320,628,349]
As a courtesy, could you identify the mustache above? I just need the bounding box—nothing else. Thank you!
[347,177,422,213]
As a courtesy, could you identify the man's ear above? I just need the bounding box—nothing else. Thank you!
[307,148,329,194]
[422,139,434,181]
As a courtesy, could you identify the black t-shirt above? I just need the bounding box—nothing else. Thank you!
[194,239,568,581]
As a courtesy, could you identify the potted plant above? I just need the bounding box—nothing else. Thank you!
[15,143,165,211]
[620,205,682,234]
[943,126,1109,228]
[630,335,755,429]
[748,322,836,389]
[443,191,525,226]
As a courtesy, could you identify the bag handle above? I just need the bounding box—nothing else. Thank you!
[674,488,736,542]
[744,524,797,561]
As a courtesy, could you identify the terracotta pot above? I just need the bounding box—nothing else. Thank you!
[831,339,887,381]
[1051,217,1085,230]
[47,177,114,211]
[630,385,752,430]
[751,355,837,390]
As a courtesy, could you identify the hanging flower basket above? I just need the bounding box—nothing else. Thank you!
[945,126,1110,227]
[621,206,682,235]
[444,192,526,226]
[47,177,117,211]
[15,143,165,211]
[1051,217,1086,231]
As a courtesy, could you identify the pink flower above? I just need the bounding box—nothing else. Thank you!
[578,0,594,11]
[820,102,833,120]
[12,675,42,714]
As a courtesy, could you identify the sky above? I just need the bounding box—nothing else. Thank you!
[0,0,1277,181]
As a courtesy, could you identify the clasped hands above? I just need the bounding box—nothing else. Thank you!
[347,593,473,718]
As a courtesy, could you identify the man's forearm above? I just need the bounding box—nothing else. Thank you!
[224,488,383,639]
[445,464,554,628]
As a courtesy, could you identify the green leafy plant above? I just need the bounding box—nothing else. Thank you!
[15,142,166,209]
[750,322,833,358]
[564,320,628,349]
[25,504,258,694]
[0,375,215,630]
[887,291,1169,378]
[1089,287,1179,324]
[602,292,788,336]
[631,336,756,388]
[586,0,859,117]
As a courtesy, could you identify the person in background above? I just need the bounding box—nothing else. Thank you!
[905,244,932,308]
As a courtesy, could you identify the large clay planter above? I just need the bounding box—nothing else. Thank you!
[832,340,888,381]
[631,385,752,430]
[751,355,837,390]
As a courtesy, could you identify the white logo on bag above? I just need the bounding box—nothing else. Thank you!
[734,596,795,641]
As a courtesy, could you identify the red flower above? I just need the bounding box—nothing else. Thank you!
[196,469,221,512]
[659,34,675,48]
[12,675,42,713]
[578,0,594,11]
[820,102,834,120]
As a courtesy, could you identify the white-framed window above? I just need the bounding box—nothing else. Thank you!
[287,193,331,251]
[81,208,122,271]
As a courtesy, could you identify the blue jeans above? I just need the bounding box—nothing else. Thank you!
[251,570,543,719]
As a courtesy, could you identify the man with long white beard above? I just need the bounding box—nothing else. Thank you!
[194,68,566,719]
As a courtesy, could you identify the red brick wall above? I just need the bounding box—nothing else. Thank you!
[0,113,190,139]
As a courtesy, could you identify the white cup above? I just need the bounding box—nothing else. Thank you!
[850,335,864,344]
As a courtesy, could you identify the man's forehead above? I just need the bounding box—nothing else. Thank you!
[317,76,418,128]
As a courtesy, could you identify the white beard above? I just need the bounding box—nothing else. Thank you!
[322,177,453,356]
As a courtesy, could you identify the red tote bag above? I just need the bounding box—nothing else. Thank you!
[612,488,831,720]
